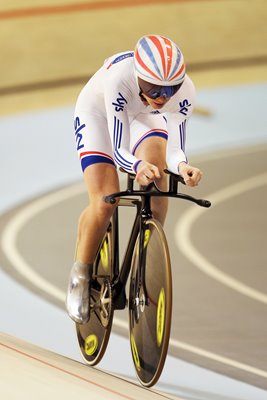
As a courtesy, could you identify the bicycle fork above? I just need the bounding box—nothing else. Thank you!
[130,193,153,315]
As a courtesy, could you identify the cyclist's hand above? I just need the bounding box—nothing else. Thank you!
[179,162,203,187]
[135,161,161,186]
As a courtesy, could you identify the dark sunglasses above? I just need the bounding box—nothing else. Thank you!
[138,79,183,99]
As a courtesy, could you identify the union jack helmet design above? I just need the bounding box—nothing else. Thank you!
[134,34,185,86]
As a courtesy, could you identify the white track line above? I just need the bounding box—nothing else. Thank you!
[169,339,267,378]
[175,172,267,305]
[1,175,267,377]
[1,183,85,303]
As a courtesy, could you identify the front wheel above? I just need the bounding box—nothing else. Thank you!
[76,225,114,365]
[129,218,172,387]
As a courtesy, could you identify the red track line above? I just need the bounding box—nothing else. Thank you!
[0,0,209,20]
[0,341,137,400]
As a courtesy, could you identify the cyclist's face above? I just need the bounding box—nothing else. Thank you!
[142,93,170,109]
[138,77,182,109]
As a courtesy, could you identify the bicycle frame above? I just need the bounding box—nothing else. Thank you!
[105,171,211,310]
[110,175,152,310]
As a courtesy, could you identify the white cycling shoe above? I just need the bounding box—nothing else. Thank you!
[66,261,92,324]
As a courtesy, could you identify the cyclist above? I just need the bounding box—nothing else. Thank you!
[66,34,203,323]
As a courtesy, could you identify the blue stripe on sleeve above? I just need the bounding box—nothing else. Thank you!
[113,116,133,170]
[179,121,187,152]
[81,155,115,172]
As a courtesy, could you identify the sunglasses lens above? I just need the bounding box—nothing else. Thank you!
[142,83,182,99]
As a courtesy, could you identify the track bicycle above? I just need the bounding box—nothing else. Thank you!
[75,169,211,387]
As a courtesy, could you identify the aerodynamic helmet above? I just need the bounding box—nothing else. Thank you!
[134,34,185,86]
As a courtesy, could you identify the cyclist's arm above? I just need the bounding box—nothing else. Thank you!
[166,113,188,174]
[166,114,202,186]
[165,76,195,174]
[104,82,142,174]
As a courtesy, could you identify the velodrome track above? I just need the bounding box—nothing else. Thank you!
[0,332,182,400]
[1,141,267,393]
[0,1,267,399]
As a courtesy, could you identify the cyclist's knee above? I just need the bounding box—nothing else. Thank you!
[90,194,118,220]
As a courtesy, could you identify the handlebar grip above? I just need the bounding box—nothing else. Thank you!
[103,195,116,204]
[177,175,186,185]
[164,169,185,185]
[199,199,211,208]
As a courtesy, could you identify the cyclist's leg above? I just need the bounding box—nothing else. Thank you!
[67,113,119,323]
[130,114,168,225]
[76,163,119,265]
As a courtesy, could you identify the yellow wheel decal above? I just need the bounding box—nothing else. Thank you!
[130,334,141,371]
[85,334,98,356]
[100,239,109,271]
[156,288,165,347]
[143,229,151,248]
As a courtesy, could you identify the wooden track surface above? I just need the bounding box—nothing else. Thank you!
[0,332,181,399]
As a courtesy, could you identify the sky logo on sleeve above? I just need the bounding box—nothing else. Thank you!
[112,92,127,112]
[74,117,85,151]
[179,99,191,116]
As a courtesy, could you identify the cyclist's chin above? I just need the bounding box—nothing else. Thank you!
[150,102,165,109]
